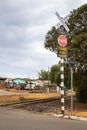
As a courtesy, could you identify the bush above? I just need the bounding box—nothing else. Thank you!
[76,85,87,103]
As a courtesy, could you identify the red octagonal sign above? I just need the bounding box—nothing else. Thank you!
[57,35,67,47]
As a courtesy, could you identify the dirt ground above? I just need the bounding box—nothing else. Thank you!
[24,98,87,117]
[0,89,87,117]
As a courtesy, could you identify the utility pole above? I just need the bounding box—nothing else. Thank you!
[68,57,75,116]
[71,67,73,116]
[48,67,50,87]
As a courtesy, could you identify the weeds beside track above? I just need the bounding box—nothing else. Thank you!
[0,97,60,108]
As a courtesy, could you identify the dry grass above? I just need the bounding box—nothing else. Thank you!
[75,112,87,117]
[0,92,60,103]
[0,89,87,118]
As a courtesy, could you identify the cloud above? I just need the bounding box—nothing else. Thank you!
[0,0,85,78]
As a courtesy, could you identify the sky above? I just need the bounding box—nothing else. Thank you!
[0,0,86,79]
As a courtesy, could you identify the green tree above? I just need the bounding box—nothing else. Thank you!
[75,69,87,103]
[44,4,87,65]
[38,70,48,80]
[50,64,60,85]
[67,4,87,66]
[44,4,87,102]
[64,63,71,89]
[50,63,71,89]
[44,26,58,53]
[67,4,87,102]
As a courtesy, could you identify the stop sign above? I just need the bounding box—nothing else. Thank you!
[57,35,67,47]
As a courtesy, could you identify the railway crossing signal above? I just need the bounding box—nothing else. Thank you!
[55,12,69,32]
[55,12,69,116]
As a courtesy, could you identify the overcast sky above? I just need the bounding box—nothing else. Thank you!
[0,0,86,78]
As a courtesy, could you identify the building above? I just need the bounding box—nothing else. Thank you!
[0,77,7,88]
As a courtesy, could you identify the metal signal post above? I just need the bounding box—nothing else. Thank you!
[56,12,69,116]
[60,58,65,115]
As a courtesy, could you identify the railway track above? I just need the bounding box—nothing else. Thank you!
[0,97,60,108]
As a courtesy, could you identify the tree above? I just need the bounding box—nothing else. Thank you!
[38,63,71,90]
[44,4,87,66]
[64,63,71,89]
[44,4,87,102]
[38,70,48,80]
[50,64,60,85]
[67,4,87,67]
[67,4,87,102]
[44,26,58,54]
[75,69,87,103]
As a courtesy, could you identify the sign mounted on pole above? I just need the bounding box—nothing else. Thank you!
[57,35,67,47]
[55,12,69,116]
[55,12,69,32]
[57,46,67,58]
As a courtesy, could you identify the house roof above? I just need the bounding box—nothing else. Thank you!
[12,78,27,84]
[0,77,7,81]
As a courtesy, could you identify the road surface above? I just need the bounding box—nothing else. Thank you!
[0,107,87,130]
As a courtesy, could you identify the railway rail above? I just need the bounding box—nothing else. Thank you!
[0,97,61,108]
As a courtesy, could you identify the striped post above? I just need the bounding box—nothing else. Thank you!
[60,58,65,115]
